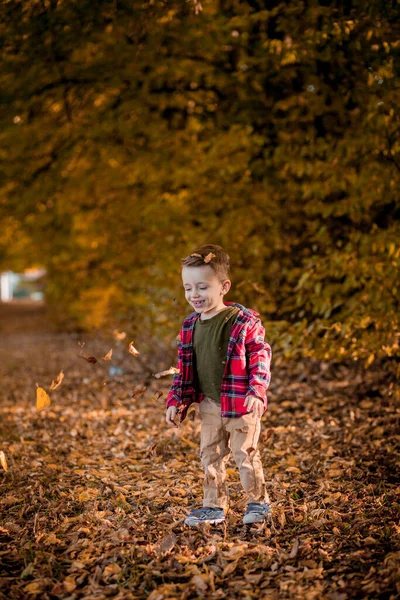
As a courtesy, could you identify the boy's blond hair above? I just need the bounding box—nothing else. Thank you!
[181,244,230,281]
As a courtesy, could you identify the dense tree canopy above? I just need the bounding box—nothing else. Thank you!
[0,0,399,369]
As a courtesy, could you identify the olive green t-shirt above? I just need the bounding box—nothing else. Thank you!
[193,306,240,404]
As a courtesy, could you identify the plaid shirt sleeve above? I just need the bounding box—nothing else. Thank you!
[245,319,272,410]
[166,332,183,408]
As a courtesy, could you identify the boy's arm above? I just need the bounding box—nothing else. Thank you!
[245,319,272,411]
[165,332,184,409]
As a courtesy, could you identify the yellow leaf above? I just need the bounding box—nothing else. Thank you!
[102,349,113,361]
[179,436,198,449]
[36,387,50,411]
[49,370,64,391]
[103,563,122,579]
[0,451,8,472]
[63,576,77,592]
[78,489,98,502]
[24,581,43,594]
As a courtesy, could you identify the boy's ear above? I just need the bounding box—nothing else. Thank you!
[222,279,231,294]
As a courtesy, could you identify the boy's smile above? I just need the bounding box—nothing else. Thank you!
[182,265,231,320]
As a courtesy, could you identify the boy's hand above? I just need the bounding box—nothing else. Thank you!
[166,406,178,428]
[244,395,264,418]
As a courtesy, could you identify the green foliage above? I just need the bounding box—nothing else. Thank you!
[0,0,399,369]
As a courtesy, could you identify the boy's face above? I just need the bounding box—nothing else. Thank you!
[182,265,231,318]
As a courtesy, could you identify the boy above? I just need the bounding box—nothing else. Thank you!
[165,244,272,526]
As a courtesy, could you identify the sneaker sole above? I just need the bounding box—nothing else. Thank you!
[185,517,225,526]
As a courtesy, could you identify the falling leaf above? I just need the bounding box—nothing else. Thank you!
[113,329,127,341]
[102,349,113,361]
[132,386,147,399]
[36,386,50,411]
[179,436,198,449]
[49,370,64,391]
[128,342,140,356]
[0,451,8,472]
[79,350,98,363]
[204,252,216,263]
[154,366,180,378]
[154,390,164,400]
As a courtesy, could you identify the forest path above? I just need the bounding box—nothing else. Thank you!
[0,302,397,599]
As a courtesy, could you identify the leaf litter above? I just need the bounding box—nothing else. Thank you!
[0,305,399,600]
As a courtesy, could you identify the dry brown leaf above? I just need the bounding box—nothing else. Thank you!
[154,366,180,378]
[204,252,216,263]
[157,533,177,556]
[49,370,64,391]
[0,451,8,472]
[102,349,113,361]
[103,563,122,579]
[154,390,164,400]
[36,386,50,411]
[191,574,208,593]
[132,386,147,399]
[190,253,202,258]
[128,342,140,356]
[289,538,299,558]
[222,559,239,577]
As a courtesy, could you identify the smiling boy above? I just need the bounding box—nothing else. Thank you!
[165,244,272,526]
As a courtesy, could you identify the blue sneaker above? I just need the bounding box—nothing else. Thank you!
[184,507,225,526]
[243,502,270,525]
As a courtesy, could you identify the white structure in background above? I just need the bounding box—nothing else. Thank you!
[0,271,15,301]
[0,268,46,302]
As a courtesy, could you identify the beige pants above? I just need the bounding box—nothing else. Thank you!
[199,396,269,509]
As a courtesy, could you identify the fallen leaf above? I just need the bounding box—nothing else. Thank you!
[49,370,64,391]
[0,451,8,472]
[102,349,113,361]
[128,342,140,356]
[36,386,50,411]
[222,559,239,577]
[289,538,299,558]
[154,390,164,400]
[63,576,77,592]
[204,252,216,263]
[190,253,203,258]
[103,563,122,579]
[191,574,208,593]
[157,533,177,556]
[154,366,180,378]
[78,489,98,502]
[24,581,43,594]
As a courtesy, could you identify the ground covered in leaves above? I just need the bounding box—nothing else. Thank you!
[0,303,399,600]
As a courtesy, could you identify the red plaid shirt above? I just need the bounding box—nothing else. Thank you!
[166,302,272,421]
